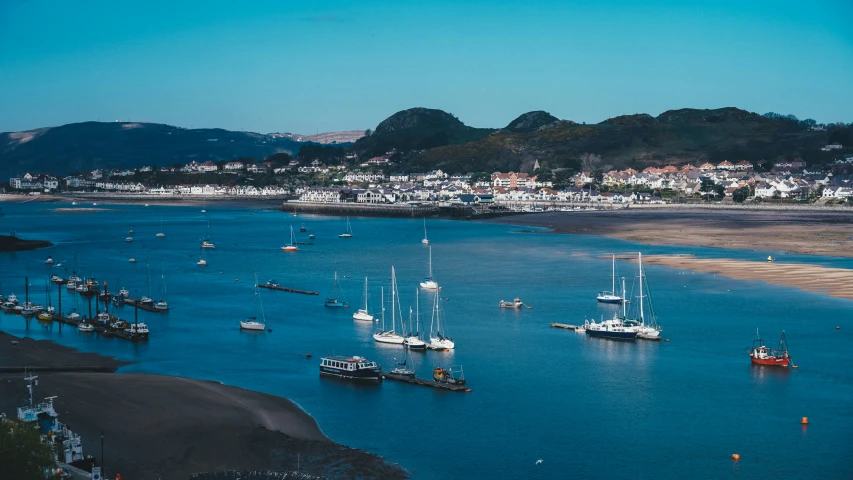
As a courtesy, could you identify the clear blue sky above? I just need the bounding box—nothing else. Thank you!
[1,0,851,133]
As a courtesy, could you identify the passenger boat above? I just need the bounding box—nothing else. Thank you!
[319,355,382,381]
[499,298,524,309]
[749,330,792,367]
[240,273,267,331]
[596,254,624,303]
[433,366,466,386]
[282,225,299,251]
[339,216,353,238]
[352,277,375,321]
[585,315,637,340]
[419,246,439,290]
[324,272,347,308]
[427,287,455,350]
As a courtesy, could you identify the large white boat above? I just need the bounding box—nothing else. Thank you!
[596,254,624,303]
[419,245,439,290]
[352,276,374,322]
[319,355,382,381]
[427,288,455,350]
[499,297,524,309]
[621,253,663,340]
[282,225,299,251]
[373,269,405,344]
[240,273,267,331]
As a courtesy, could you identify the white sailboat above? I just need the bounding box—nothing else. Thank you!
[427,288,455,350]
[201,220,215,249]
[282,225,299,251]
[240,273,267,331]
[596,254,624,303]
[419,245,438,290]
[421,218,430,245]
[623,253,662,340]
[404,289,427,349]
[339,216,353,238]
[373,267,405,344]
[352,276,374,322]
[154,262,168,310]
[156,215,166,238]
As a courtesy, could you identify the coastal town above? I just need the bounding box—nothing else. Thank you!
[5,147,853,208]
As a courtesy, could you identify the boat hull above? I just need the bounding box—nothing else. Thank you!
[596,295,623,304]
[352,311,374,322]
[319,367,382,381]
[588,329,637,340]
[240,321,265,331]
[420,281,438,290]
[373,333,405,344]
[750,355,790,367]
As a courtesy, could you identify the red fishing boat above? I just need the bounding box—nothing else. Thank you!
[749,330,792,367]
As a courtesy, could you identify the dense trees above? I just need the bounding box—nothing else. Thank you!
[732,186,750,203]
[0,418,59,480]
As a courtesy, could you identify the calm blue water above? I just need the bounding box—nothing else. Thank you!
[1,203,852,479]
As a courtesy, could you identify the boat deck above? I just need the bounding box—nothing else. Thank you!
[382,373,471,392]
[121,298,168,313]
[550,323,584,331]
[256,283,319,295]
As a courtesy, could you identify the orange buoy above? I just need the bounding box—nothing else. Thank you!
[731,454,740,460]
[801,417,808,424]
[305,353,312,358]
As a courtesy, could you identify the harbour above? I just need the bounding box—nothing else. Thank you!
[1,203,851,480]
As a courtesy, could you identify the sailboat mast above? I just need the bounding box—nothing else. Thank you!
[391,267,396,333]
[622,277,627,317]
[611,254,616,294]
[363,277,369,311]
[639,252,644,324]
[380,287,385,330]
[416,289,420,334]
[428,246,433,278]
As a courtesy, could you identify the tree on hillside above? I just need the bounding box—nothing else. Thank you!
[534,167,553,183]
[732,186,750,203]
[699,179,718,201]
[468,172,491,186]
[0,418,59,480]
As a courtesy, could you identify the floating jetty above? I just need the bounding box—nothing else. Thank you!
[382,373,471,392]
[121,298,168,313]
[256,283,319,295]
[550,323,584,331]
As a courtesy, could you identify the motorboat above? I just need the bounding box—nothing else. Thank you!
[197,258,208,266]
[499,298,524,309]
[45,257,54,264]
[585,315,637,340]
[77,322,94,332]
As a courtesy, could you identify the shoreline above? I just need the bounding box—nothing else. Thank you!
[0,330,407,479]
[487,209,853,258]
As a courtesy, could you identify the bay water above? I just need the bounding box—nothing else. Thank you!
[1,202,851,479]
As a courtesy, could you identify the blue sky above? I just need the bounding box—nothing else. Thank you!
[1,0,851,133]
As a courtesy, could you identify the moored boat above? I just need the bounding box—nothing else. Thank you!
[45,257,54,264]
[77,321,94,332]
[499,297,524,309]
[596,254,624,303]
[197,258,208,266]
[373,268,406,345]
[324,272,347,308]
[750,330,792,367]
[282,225,299,251]
[427,287,455,350]
[320,355,382,381]
[419,245,439,290]
[352,276,374,322]
[586,315,637,340]
[433,366,466,386]
[339,216,353,238]
[240,273,267,331]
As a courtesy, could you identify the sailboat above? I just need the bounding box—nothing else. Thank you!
[419,246,438,289]
[240,273,267,331]
[352,277,374,321]
[373,267,405,344]
[427,288,454,350]
[324,272,347,307]
[197,256,208,266]
[596,254,624,303]
[201,220,215,249]
[154,262,169,311]
[339,217,353,238]
[404,290,426,350]
[421,218,430,245]
[391,346,416,377]
[621,252,662,340]
[156,215,166,238]
[282,226,299,251]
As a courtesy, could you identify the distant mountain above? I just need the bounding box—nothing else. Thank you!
[406,107,835,173]
[0,121,305,177]
[350,108,494,159]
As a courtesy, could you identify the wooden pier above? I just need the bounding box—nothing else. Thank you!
[256,284,319,295]
[550,323,584,331]
[382,373,471,392]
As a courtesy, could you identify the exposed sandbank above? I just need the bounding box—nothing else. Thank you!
[489,209,853,257]
[0,331,406,479]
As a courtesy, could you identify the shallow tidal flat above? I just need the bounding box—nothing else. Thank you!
[640,255,853,300]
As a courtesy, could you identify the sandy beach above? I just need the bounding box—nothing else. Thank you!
[0,332,406,480]
[490,209,853,257]
[636,255,853,301]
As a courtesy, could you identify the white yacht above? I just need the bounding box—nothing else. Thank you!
[403,298,426,350]
[596,254,624,303]
[373,271,405,345]
[240,273,267,331]
[197,258,208,266]
[427,288,455,350]
[352,277,374,322]
[421,218,430,245]
[77,322,94,332]
[419,245,439,290]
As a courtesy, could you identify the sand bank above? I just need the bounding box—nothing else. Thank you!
[639,255,853,301]
[489,209,853,257]
[0,332,406,479]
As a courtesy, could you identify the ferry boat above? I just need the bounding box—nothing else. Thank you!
[749,330,792,367]
[319,355,382,381]
[499,297,524,309]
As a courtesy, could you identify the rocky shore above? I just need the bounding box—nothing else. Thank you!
[0,234,53,252]
[0,331,407,480]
